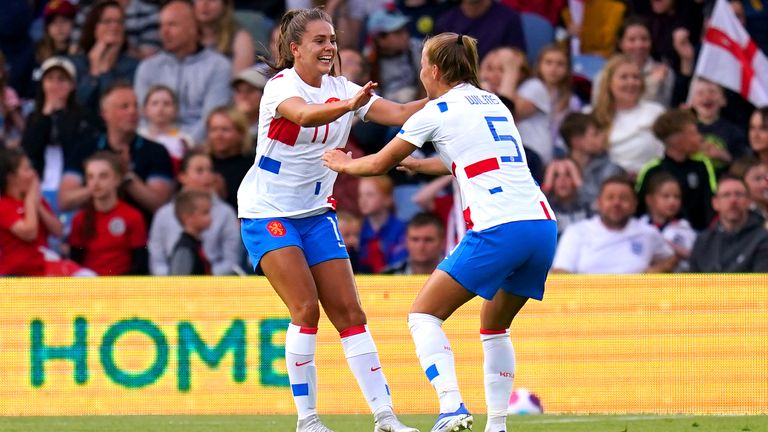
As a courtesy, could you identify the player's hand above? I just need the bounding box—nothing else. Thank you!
[347,81,378,112]
[322,149,352,173]
[396,156,420,176]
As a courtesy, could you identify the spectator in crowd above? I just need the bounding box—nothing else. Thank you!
[205,106,253,212]
[365,6,424,103]
[337,209,362,273]
[633,0,703,76]
[194,0,255,74]
[591,54,665,175]
[536,44,582,155]
[690,78,750,171]
[149,149,241,276]
[561,0,626,58]
[395,0,453,41]
[71,0,139,116]
[358,175,408,274]
[559,112,625,208]
[689,174,768,272]
[0,0,36,98]
[502,0,566,27]
[386,212,445,275]
[134,0,232,143]
[551,175,676,274]
[639,172,696,272]
[71,0,161,60]
[168,189,213,275]
[231,67,266,141]
[749,107,768,166]
[0,52,26,149]
[58,83,174,221]
[592,16,674,107]
[435,0,525,60]
[635,108,717,231]
[35,0,78,66]
[541,159,592,237]
[732,156,768,221]
[22,57,99,213]
[478,47,545,177]
[138,84,194,174]
[0,148,63,276]
[69,151,148,275]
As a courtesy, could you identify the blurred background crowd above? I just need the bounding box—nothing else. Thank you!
[0,0,766,277]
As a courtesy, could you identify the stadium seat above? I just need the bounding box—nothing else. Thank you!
[520,12,554,62]
[234,10,275,57]
[571,53,606,83]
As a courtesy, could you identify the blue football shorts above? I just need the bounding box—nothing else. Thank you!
[437,219,557,301]
[241,211,349,270]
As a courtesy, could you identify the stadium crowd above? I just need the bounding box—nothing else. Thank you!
[1,0,767,276]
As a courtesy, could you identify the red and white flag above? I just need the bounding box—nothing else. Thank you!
[694,0,768,106]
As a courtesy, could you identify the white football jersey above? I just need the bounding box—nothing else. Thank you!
[237,68,379,218]
[398,83,554,232]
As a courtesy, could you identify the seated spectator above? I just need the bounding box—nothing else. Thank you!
[134,0,232,143]
[689,175,768,272]
[205,106,253,212]
[357,175,407,274]
[22,57,99,212]
[591,17,674,107]
[365,6,424,103]
[750,107,768,166]
[169,190,213,275]
[149,149,241,276]
[69,152,148,275]
[639,172,696,272]
[386,212,446,275]
[71,0,139,115]
[0,148,63,276]
[691,78,750,172]
[535,44,582,154]
[435,0,525,60]
[58,83,175,222]
[71,0,160,60]
[541,159,592,237]
[591,54,665,175]
[230,67,266,141]
[635,108,717,231]
[559,112,625,207]
[138,84,194,174]
[731,156,768,221]
[35,0,78,66]
[551,175,676,274]
[0,52,26,148]
[336,209,361,273]
[194,0,255,74]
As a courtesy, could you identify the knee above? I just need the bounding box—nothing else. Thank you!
[329,304,367,332]
[289,301,321,327]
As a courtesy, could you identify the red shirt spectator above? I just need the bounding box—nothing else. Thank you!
[0,196,49,276]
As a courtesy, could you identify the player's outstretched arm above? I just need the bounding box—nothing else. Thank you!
[277,81,379,128]
[397,156,450,176]
[322,137,416,176]
[366,97,429,126]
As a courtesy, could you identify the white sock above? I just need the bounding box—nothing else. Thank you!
[482,329,515,428]
[340,325,392,415]
[286,323,318,420]
[408,313,463,413]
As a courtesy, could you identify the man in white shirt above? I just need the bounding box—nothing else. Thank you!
[552,175,677,274]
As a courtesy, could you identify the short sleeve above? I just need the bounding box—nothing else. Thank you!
[650,229,675,261]
[552,223,582,272]
[343,78,381,121]
[68,211,86,247]
[518,79,551,114]
[262,72,304,118]
[127,207,148,248]
[396,105,440,149]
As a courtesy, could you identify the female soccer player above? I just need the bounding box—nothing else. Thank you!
[236,8,426,432]
[322,33,558,432]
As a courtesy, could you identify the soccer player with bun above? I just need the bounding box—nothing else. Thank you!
[237,7,427,432]
[323,33,558,432]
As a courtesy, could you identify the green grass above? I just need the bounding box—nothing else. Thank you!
[1,415,767,432]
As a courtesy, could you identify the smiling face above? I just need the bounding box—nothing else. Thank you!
[206,112,243,157]
[609,61,643,108]
[749,111,768,154]
[690,80,725,120]
[619,24,652,64]
[291,19,336,84]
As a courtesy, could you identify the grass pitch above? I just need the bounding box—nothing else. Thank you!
[1,415,766,432]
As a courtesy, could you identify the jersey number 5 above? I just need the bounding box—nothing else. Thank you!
[484,116,523,162]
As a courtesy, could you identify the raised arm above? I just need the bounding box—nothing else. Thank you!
[278,81,378,127]
[322,136,416,176]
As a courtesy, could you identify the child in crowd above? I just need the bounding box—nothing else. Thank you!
[639,172,696,272]
[541,159,592,237]
[36,0,78,65]
[69,152,148,275]
[148,149,242,275]
[559,112,625,207]
[535,45,582,155]
[169,190,212,276]
[0,148,63,276]
[337,210,362,273]
[0,52,26,149]
[139,85,194,174]
[357,175,407,274]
